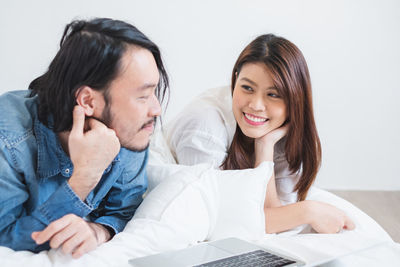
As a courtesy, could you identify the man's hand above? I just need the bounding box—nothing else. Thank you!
[68,106,120,200]
[31,214,111,258]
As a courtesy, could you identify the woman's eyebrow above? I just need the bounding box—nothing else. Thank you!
[240,77,258,87]
[240,77,278,91]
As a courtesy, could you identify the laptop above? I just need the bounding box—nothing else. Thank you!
[128,237,305,267]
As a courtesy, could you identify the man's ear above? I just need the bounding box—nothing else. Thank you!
[75,86,97,116]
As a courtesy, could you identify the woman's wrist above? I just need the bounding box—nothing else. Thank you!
[301,200,317,225]
[254,146,274,166]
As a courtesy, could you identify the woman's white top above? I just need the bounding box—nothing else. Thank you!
[166,86,299,204]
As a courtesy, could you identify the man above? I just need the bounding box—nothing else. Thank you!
[0,18,169,258]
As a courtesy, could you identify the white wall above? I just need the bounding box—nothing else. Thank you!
[1,0,399,190]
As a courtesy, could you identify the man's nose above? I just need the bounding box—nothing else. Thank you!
[149,94,161,117]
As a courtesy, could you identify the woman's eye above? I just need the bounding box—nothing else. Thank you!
[268,93,280,98]
[241,85,253,92]
[138,96,149,100]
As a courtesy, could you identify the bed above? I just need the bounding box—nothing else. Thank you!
[1,129,398,267]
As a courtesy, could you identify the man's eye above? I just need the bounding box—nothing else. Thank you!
[138,96,149,100]
[241,85,253,92]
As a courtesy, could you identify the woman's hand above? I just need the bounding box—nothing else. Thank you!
[256,123,289,148]
[305,200,356,234]
[264,200,356,234]
[254,124,289,166]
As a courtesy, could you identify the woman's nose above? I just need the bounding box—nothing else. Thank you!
[248,97,265,111]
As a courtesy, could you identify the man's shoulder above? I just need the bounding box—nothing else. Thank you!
[0,90,38,148]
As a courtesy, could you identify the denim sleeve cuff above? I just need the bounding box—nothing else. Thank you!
[33,180,93,225]
[93,215,128,235]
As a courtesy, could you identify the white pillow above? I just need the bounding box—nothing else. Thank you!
[146,163,186,193]
[128,164,216,255]
[146,126,180,192]
[208,161,273,241]
[138,161,273,243]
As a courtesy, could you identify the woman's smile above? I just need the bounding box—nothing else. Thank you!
[243,112,269,126]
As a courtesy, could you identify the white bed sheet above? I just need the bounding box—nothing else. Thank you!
[0,185,396,267]
[0,130,397,266]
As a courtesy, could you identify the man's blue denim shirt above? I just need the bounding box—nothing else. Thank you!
[0,91,148,252]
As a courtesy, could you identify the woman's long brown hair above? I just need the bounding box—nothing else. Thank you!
[221,34,321,201]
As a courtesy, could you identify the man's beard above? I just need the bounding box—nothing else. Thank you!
[93,93,152,152]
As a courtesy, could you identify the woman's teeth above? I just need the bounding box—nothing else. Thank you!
[244,113,267,122]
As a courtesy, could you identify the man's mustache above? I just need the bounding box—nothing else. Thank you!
[140,117,156,129]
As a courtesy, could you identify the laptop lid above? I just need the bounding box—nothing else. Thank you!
[128,238,305,267]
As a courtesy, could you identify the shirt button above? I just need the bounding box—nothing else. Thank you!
[65,168,70,174]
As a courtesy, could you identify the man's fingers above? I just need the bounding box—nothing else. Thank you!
[62,233,86,255]
[87,117,107,131]
[31,231,39,241]
[71,106,86,136]
[49,223,77,249]
[34,215,72,244]
[71,239,96,259]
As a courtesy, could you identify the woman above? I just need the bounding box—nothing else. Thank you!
[167,34,355,234]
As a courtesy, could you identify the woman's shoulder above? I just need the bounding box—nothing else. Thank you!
[165,86,236,144]
[181,86,234,123]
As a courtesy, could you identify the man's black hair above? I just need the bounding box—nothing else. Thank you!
[29,18,169,132]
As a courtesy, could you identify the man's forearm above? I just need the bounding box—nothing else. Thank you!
[68,171,101,201]
[0,179,93,252]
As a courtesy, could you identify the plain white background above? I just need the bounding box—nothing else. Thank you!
[0,0,399,190]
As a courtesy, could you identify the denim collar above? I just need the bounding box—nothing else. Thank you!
[34,116,120,180]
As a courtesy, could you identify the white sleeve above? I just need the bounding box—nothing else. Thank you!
[167,106,230,168]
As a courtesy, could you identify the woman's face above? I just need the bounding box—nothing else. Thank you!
[232,62,287,139]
